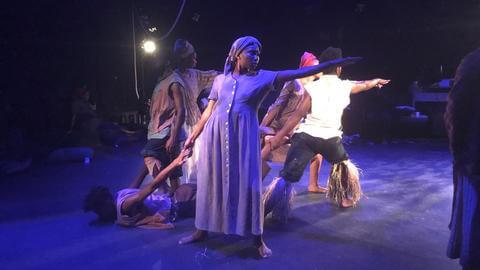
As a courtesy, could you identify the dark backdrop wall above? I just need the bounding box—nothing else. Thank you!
[2,0,480,148]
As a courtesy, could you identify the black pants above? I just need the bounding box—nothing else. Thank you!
[280,132,348,183]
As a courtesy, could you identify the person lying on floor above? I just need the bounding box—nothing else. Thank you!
[83,148,196,229]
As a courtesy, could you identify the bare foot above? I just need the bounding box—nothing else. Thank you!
[308,185,328,193]
[340,199,354,208]
[178,230,207,245]
[258,243,272,258]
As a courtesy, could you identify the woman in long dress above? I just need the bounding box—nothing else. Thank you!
[179,36,360,258]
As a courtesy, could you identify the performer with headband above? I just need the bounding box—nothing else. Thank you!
[264,47,389,223]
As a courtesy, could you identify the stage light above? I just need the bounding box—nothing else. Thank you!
[142,40,156,53]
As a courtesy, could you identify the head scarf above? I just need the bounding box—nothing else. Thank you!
[173,39,195,60]
[224,36,262,74]
[299,52,318,68]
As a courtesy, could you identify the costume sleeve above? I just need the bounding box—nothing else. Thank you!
[168,72,186,95]
[262,70,279,92]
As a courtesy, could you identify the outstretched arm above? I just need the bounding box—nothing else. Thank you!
[274,57,362,89]
[351,79,390,94]
[122,149,191,213]
[266,92,312,150]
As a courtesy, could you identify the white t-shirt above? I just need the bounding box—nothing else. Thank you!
[295,75,354,139]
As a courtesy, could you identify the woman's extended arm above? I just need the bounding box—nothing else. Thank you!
[274,57,362,89]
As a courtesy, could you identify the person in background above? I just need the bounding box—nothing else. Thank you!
[445,47,480,270]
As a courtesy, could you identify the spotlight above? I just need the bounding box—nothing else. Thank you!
[142,40,156,53]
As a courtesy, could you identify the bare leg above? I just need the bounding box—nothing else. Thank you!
[253,234,272,258]
[262,160,271,181]
[260,142,273,180]
[261,144,271,161]
[308,155,327,193]
[178,229,208,245]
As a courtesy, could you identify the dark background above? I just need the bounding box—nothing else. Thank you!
[2,0,480,155]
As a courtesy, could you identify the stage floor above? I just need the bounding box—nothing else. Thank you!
[0,139,460,270]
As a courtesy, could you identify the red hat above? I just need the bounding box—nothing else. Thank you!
[299,52,318,68]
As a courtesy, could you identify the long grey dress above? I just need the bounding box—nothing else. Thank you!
[195,70,278,236]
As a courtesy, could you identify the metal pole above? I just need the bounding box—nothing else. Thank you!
[132,2,139,100]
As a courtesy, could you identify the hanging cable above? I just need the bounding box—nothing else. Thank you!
[159,0,186,40]
[132,0,186,100]
[132,2,140,99]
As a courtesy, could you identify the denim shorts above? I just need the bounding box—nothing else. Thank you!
[280,132,348,183]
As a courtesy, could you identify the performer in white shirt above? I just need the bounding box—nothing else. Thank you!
[264,47,390,222]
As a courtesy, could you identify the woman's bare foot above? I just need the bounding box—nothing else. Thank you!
[178,230,207,245]
[258,243,272,258]
[254,235,272,258]
[340,199,354,208]
[307,185,328,193]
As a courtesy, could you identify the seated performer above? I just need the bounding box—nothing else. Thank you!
[83,148,196,228]
[264,47,390,222]
[260,52,326,193]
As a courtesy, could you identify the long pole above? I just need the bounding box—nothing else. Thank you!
[132,2,139,100]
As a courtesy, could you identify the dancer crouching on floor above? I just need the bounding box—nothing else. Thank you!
[264,47,390,223]
[178,36,361,258]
